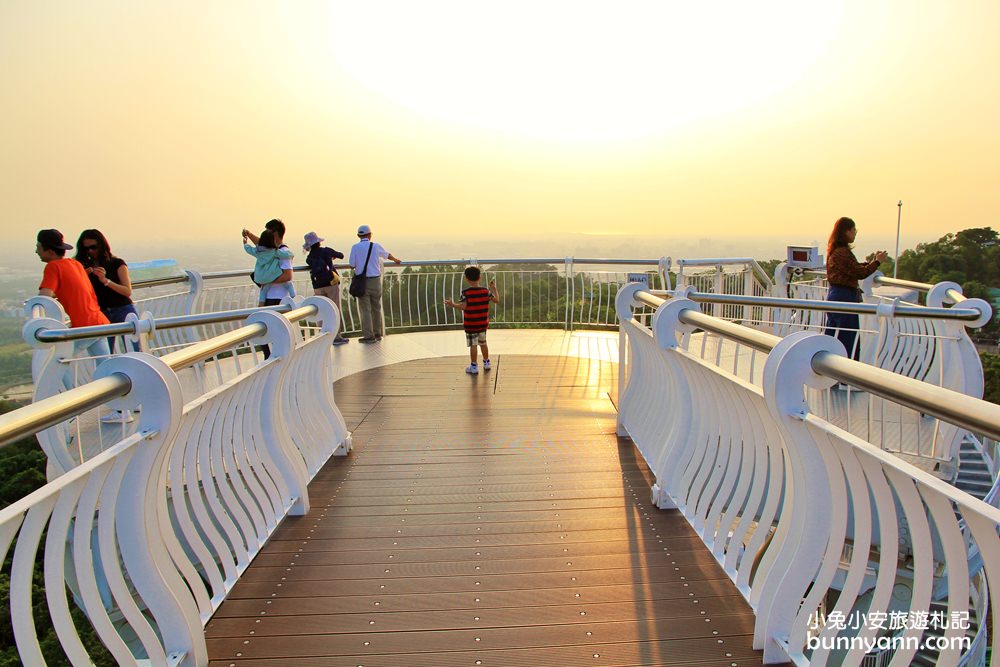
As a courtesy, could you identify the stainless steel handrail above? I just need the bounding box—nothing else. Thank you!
[873,275,934,291]
[797,270,939,294]
[636,290,781,352]
[131,275,190,288]
[139,258,666,289]
[0,376,132,448]
[148,304,317,372]
[633,290,1000,442]
[675,257,773,288]
[647,289,986,322]
[0,304,320,449]
[813,352,1000,441]
[34,305,293,343]
[157,324,266,371]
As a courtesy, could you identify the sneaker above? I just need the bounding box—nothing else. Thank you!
[100,410,134,424]
[465,363,478,375]
[333,337,349,345]
[359,338,378,344]
[482,359,491,371]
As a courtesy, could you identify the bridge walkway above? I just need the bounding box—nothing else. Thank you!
[205,354,780,666]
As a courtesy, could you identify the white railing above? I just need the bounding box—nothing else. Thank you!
[0,297,351,665]
[639,287,992,468]
[615,284,1000,666]
[137,258,671,340]
[676,257,774,324]
[23,298,304,473]
[774,267,988,398]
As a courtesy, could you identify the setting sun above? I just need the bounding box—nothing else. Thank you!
[328,1,844,142]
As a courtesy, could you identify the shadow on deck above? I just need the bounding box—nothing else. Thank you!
[205,355,781,666]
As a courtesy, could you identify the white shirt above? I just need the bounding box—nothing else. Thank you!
[349,239,390,277]
[264,254,293,299]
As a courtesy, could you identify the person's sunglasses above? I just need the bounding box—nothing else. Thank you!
[82,244,99,251]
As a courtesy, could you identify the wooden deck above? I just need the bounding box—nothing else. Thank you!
[205,355,778,666]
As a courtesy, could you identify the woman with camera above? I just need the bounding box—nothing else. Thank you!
[75,229,137,353]
[824,216,888,363]
[75,229,137,422]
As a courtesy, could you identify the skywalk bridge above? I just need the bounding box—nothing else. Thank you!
[1,257,998,666]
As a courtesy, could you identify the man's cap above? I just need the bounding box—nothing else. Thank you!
[37,229,73,251]
[357,224,372,236]
[303,231,324,250]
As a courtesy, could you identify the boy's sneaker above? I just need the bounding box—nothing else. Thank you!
[465,363,478,375]
[100,410,134,424]
[482,359,491,371]
[333,337,349,345]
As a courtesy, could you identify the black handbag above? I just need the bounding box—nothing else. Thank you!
[349,243,374,297]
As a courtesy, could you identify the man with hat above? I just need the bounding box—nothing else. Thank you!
[303,231,349,345]
[36,228,112,359]
[348,225,401,344]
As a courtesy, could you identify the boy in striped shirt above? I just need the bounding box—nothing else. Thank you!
[444,266,499,374]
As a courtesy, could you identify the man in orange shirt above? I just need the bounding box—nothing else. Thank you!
[37,228,112,361]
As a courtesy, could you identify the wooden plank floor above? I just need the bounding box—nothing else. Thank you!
[206,355,780,666]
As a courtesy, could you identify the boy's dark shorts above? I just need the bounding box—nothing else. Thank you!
[465,331,487,347]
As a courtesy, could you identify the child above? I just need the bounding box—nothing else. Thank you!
[444,266,499,374]
[244,229,296,306]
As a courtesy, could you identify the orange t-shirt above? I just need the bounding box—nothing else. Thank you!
[39,258,110,328]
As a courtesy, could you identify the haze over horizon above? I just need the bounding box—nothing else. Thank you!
[3,1,998,258]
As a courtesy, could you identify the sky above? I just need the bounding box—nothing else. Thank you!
[2,0,999,263]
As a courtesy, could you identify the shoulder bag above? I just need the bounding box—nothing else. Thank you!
[348,243,374,297]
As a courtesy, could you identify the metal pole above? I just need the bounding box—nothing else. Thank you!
[894,200,902,278]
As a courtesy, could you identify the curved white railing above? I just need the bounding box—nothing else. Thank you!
[629,287,992,469]
[0,296,351,665]
[774,267,988,397]
[615,284,1000,666]
[133,257,672,342]
[676,257,773,324]
[26,256,990,473]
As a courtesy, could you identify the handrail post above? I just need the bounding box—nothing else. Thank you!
[614,283,645,437]
[24,295,65,322]
[92,353,208,667]
[181,270,204,344]
[771,261,791,335]
[860,270,881,299]
[565,257,574,331]
[657,256,672,291]
[299,296,353,459]
[754,331,844,663]
[247,310,312,515]
[772,261,789,298]
[742,268,754,324]
[22,314,79,476]
[713,265,723,317]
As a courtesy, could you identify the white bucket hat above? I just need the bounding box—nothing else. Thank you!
[303,231,324,250]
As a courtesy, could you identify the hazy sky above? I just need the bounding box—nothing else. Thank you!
[2,1,998,258]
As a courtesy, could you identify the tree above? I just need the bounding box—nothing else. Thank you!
[895,227,999,337]
[0,400,116,665]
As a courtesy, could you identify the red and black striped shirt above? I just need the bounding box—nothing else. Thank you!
[460,286,492,333]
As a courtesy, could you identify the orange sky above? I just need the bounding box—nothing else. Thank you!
[2,1,998,255]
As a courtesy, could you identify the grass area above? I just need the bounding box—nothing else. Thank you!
[0,318,31,392]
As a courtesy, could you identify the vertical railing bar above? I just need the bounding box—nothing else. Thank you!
[406,269,413,327]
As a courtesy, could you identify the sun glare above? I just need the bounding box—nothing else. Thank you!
[328,1,844,142]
